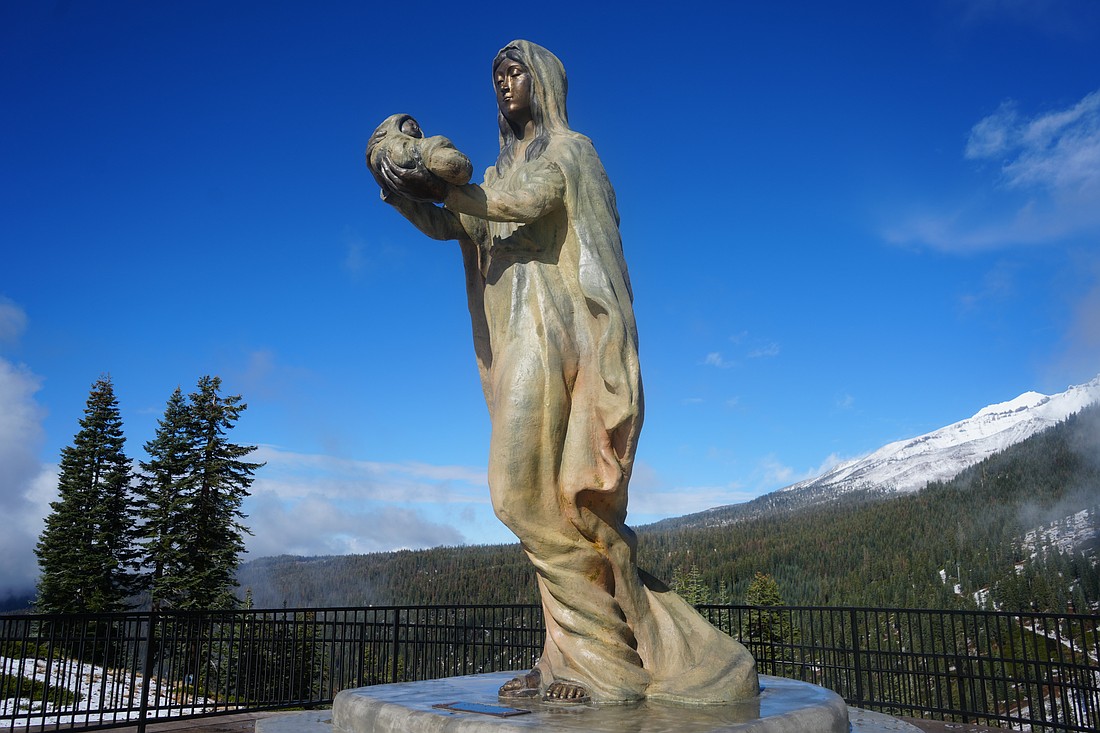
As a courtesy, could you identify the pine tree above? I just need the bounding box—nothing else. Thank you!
[175,376,264,609]
[671,563,711,605]
[35,376,138,613]
[742,572,799,674]
[136,387,195,611]
[744,571,784,607]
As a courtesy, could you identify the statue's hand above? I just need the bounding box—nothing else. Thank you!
[367,114,468,205]
[377,155,450,204]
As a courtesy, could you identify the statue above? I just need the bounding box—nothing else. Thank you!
[367,39,758,706]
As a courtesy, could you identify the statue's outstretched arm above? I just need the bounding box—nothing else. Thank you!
[444,162,565,224]
[382,189,465,241]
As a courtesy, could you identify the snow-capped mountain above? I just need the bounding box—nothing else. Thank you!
[782,375,1100,498]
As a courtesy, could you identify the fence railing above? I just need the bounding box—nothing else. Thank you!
[2,604,1097,732]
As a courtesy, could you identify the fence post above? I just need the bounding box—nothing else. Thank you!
[849,609,864,705]
[137,611,156,733]
[390,609,401,683]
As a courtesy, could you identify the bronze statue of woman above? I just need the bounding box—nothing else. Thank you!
[368,39,757,706]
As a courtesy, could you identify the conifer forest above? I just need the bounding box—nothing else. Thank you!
[238,403,1100,613]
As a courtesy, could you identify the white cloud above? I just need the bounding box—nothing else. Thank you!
[630,484,756,518]
[0,298,27,345]
[888,88,1100,250]
[703,352,735,369]
[244,491,465,557]
[627,460,753,519]
[1052,265,1100,380]
[239,445,495,558]
[748,342,780,359]
[966,92,1100,197]
[0,357,51,599]
[758,455,795,487]
[805,452,848,478]
[756,453,850,493]
[249,445,488,502]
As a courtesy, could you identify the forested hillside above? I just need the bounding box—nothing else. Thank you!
[238,404,1100,611]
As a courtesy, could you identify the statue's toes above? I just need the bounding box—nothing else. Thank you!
[498,669,541,698]
[543,680,590,705]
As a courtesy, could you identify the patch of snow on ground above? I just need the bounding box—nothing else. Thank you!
[1022,507,1100,559]
[1,654,211,728]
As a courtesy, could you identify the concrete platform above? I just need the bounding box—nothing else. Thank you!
[255,672,923,733]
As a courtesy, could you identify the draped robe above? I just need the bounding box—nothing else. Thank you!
[384,39,757,705]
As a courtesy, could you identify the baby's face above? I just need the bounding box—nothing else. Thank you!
[399,116,424,138]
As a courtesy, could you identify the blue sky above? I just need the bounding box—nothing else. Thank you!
[2,1,1099,598]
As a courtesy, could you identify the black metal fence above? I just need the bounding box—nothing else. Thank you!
[2,604,1097,732]
[700,605,1099,732]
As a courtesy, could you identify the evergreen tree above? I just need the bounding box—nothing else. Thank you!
[136,387,195,611]
[35,376,138,613]
[671,563,711,605]
[744,571,784,607]
[174,376,264,609]
[742,572,799,674]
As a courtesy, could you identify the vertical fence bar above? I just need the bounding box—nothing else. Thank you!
[136,612,155,733]
[849,608,864,706]
[390,609,401,683]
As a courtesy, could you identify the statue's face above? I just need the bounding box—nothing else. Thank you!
[495,58,532,127]
[399,116,423,138]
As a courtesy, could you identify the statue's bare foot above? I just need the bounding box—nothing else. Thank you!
[498,668,541,699]
[543,680,591,704]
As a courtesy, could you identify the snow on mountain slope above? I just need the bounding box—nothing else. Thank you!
[782,375,1100,497]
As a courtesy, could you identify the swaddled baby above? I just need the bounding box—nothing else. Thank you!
[366,114,472,203]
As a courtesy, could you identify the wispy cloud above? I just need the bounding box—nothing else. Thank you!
[241,445,496,558]
[630,484,756,518]
[250,445,488,501]
[1052,263,1100,381]
[748,342,780,359]
[959,259,1021,311]
[755,452,849,493]
[966,91,1100,197]
[953,0,1100,40]
[758,455,796,487]
[245,492,466,557]
[888,88,1100,250]
[627,460,753,518]
[0,356,50,598]
[703,352,735,369]
[341,226,370,278]
[0,297,27,345]
[704,334,780,368]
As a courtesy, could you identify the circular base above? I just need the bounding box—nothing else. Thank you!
[331,671,855,732]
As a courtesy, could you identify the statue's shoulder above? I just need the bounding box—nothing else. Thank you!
[544,132,600,172]
[547,131,593,154]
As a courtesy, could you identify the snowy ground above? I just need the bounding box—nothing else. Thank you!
[1,653,212,728]
[1022,507,1100,559]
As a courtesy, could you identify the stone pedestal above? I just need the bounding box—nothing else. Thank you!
[313,671,922,733]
